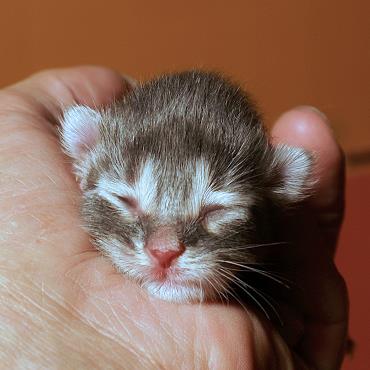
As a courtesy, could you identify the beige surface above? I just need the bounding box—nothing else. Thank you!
[1,1,369,155]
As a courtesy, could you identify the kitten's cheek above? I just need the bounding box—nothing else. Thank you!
[75,174,89,191]
[79,180,85,191]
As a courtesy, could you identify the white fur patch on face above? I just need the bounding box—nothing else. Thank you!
[189,159,211,213]
[144,281,207,303]
[135,159,157,212]
[205,190,242,207]
[187,159,247,219]
[205,208,246,233]
[96,176,137,219]
[61,105,101,160]
[96,159,158,215]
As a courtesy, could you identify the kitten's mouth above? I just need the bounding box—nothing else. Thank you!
[142,266,218,302]
[149,265,185,283]
[148,263,211,287]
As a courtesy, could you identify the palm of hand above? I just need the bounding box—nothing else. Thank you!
[0,67,347,370]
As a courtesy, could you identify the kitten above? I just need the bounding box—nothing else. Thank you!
[60,71,312,304]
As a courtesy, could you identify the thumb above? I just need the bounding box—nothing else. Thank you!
[271,106,345,256]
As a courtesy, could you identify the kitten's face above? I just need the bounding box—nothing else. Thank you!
[81,155,260,303]
[61,75,312,303]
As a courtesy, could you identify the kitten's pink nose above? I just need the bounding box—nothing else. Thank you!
[149,247,184,268]
[146,227,185,268]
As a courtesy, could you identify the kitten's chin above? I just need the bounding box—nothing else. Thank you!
[143,279,217,303]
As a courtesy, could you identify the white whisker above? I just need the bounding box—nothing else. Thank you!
[216,259,290,288]
[216,269,271,320]
[219,267,283,324]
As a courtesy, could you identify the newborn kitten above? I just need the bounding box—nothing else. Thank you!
[60,71,312,304]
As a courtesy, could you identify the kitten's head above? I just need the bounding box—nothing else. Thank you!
[60,100,312,303]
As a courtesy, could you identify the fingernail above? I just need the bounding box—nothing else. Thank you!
[296,105,329,122]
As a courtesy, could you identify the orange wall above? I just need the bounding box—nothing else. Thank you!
[337,168,370,370]
[1,0,369,156]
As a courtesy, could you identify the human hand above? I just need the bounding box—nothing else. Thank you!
[0,67,347,369]
[271,106,348,369]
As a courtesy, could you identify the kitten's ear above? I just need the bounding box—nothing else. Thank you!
[60,105,101,161]
[268,144,314,204]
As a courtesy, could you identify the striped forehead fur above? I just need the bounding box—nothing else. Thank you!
[96,157,247,219]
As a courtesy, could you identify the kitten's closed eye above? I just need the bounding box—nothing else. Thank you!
[201,205,246,232]
[116,195,138,210]
[200,204,226,222]
[201,204,226,217]
[115,195,141,217]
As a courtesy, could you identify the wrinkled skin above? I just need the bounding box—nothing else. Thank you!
[0,67,348,369]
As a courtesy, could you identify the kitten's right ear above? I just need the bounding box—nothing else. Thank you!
[60,105,101,161]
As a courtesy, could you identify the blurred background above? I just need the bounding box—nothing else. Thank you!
[1,1,369,368]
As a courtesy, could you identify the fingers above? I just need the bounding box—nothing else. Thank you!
[5,66,133,121]
[271,106,345,254]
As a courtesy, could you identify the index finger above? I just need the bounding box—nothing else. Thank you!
[3,66,132,123]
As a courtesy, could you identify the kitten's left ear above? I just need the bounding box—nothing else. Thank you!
[60,105,101,161]
[268,144,314,204]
